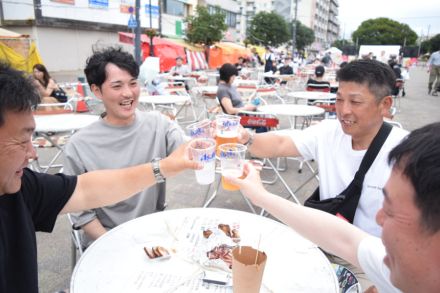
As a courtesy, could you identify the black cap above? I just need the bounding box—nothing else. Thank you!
[315,65,325,76]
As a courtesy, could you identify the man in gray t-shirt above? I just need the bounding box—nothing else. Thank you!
[63,48,184,248]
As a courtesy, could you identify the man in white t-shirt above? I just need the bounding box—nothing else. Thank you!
[231,122,440,293]
[239,59,409,289]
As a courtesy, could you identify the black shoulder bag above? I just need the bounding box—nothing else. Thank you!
[304,122,393,223]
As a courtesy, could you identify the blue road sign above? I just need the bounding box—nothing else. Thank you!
[128,14,137,28]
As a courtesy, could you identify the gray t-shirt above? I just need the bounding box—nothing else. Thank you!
[217,83,244,114]
[63,110,184,247]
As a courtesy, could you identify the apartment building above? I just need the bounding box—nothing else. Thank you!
[0,0,197,71]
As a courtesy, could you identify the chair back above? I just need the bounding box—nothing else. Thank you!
[256,87,285,104]
[306,83,331,92]
[164,82,188,96]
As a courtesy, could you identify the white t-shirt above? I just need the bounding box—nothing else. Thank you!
[358,236,402,293]
[291,120,408,236]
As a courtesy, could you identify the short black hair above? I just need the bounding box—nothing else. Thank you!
[219,63,238,83]
[0,62,40,126]
[315,65,325,77]
[337,59,395,101]
[84,47,139,88]
[388,122,440,234]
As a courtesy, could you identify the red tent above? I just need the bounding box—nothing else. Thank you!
[118,32,186,72]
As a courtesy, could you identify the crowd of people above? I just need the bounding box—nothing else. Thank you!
[0,44,439,293]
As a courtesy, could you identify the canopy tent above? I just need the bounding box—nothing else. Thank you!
[119,32,185,72]
[119,32,208,72]
[0,28,43,73]
[162,38,208,71]
[324,46,343,65]
[208,42,252,69]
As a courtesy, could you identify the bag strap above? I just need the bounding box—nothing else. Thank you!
[352,122,393,185]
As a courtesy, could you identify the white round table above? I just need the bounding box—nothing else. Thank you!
[287,91,336,103]
[71,208,338,293]
[191,86,218,95]
[139,94,191,105]
[34,113,99,133]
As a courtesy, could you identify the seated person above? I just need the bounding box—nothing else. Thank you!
[0,62,200,292]
[170,56,191,90]
[278,57,294,85]
[216,63,257,115]
[306,65,330,88]
[230,122,440,293]
[64,47,185,248]
[32,63,67,104]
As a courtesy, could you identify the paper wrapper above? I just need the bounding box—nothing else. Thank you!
[232,246,267,293]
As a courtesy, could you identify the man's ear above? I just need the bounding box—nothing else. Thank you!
[91,84,103,100]
[380,95,393,114]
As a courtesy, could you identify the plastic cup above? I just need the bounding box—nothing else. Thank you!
[186,119,212,139]
[219,143,246,191]
[215,114,241,156]
[189,138,216,185]
[232,246,267,293]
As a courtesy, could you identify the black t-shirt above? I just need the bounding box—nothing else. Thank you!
[0,169,76,293]
[279,65,294,75]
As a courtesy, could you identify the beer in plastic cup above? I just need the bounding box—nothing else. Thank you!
[215,114,241,156]
[232,246,267,293]
[219,143,246,191]
[189,138,216,185]
[186,119,212,139]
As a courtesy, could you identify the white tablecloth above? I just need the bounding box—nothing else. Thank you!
[287,91,336,102]
[71,208,338,293]
[258,104,325,117]
[139,94,191,105]
[34,114,99,133]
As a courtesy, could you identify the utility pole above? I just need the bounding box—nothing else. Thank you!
[291,0,298,57]
[148,0,154,56]
[134,0,141,65]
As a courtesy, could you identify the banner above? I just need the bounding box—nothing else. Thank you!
[89,0,108,9]
[120,0,134,14]
[51,0,75,4]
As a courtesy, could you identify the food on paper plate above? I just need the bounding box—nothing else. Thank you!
[207,244,234,269]
[143,246,171,259]
[218,224,232,237]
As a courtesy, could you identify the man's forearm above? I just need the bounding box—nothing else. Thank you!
[82,218,108,241]
[248,133,299,158]
[255,191,367,267]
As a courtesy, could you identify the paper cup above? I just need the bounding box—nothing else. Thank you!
[232,246,267,293]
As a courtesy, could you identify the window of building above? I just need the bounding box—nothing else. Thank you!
[208,5,237,28]
[164,0,185,16]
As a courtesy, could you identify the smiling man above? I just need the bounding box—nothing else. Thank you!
[231,122,440,292]
[63,47,185,248]
[0,62,199,293]
[238,59,408,288]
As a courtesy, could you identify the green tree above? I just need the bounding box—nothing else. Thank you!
[247,11,289,47]
[332,39,352,50]
[352,18,418,46]
[287,20,315,51]
[184,6,227,60]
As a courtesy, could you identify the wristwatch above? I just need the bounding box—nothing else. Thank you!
[151,158,165,183]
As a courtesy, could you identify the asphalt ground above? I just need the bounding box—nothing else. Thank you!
[36,65,440,292]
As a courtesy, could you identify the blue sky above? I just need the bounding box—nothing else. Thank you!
[338,0,440,40]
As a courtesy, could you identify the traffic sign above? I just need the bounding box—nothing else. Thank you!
[128,14,137,28]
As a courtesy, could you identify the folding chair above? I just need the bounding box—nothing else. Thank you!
[30,103,75,173]
[67,213,84,272]
[256,87,285,104]
[163,82,197,123]
[392,78,405,112]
